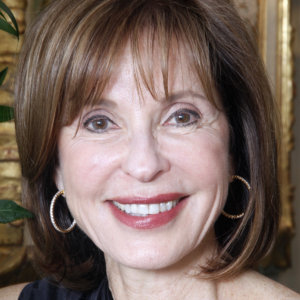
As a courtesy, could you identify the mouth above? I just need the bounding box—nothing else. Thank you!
[112,197,185,217]
[108,193,189,229]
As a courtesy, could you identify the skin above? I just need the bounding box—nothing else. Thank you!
[0,44,299,299]
[53,44,299,299]
[55,43,230,270]
[54,44,231,298]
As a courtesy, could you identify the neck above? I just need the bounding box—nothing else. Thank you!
[105,232,220,300]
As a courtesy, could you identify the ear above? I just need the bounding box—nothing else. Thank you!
[54,166,64,191]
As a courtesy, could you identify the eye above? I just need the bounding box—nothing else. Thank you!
[83,115,118,133]
[164,109,201,127]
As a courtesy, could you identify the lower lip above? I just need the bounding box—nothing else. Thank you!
[108,197,188,230]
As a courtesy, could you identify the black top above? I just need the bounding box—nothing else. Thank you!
[18,277,113,300]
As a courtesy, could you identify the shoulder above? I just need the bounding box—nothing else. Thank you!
[2,277,112,300]
[15,279,84,300]
[220,270,300,300]
[0,283,27,300]
[0,280,77,300]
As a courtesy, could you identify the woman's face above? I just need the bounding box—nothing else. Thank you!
[55,44,231,270]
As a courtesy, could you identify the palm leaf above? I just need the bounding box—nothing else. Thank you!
[0,17,17,36]
[0,0,19,38]
[0,10,6,20]
[0,105,14,122]
[0,67,7,86]
[0,200,33,223]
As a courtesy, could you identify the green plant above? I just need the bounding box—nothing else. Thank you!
[0,0,17,120]
[0,0,33,223]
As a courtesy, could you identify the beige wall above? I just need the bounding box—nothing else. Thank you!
[276,0,300,292]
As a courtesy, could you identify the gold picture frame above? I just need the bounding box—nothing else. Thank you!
[0,0,295,285]
[233,0,294,271]
[258,0,294,270]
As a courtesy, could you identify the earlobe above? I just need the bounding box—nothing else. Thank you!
[54,168,64,191]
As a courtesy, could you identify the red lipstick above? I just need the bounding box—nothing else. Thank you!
[108,193,188,229]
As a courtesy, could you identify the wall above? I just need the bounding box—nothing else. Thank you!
[0,0,26,283]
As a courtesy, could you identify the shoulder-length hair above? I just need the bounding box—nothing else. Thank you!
[15,0,279,291]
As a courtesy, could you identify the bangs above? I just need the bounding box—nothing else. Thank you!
[59,0,218,126]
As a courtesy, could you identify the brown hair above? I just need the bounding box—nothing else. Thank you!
[15,0,279,291]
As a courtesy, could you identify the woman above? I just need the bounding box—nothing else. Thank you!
[1,0,299,299]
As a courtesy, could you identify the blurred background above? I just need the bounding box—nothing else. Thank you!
[276,0,300,292]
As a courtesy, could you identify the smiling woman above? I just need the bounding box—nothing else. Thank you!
[2,0,299,299]
[54,43,231,273]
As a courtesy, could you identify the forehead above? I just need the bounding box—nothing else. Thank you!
[61,32,219,126]
[102,40,202,102]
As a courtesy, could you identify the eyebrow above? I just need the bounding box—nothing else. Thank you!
[92,98,117,108]
[91,90,207,108]
[160,90,207,103]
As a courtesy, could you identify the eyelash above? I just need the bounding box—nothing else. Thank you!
[164,109,201,127]
[83,108,201,133]
[83,115,117,133]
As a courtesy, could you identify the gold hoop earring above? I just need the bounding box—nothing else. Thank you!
[222,175,251,219]
[50,190,76,233]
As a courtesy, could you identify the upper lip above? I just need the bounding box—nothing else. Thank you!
[108,193,188,204]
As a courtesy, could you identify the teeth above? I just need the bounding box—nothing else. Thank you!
[113,199,180,216]
[166,201,173,211]
[159,202,167,212]
[149,204,159,214]
[138,204,148,215]
[125,204,131,214]
[131,204,138,214]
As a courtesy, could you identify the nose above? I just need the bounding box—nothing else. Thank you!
[121,132,170,182]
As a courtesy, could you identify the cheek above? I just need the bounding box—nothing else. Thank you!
[163,132,230,184]
[56,141,121,233]
[58,141,121,192]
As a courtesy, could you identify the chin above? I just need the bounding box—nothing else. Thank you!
[107,244,190,271]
